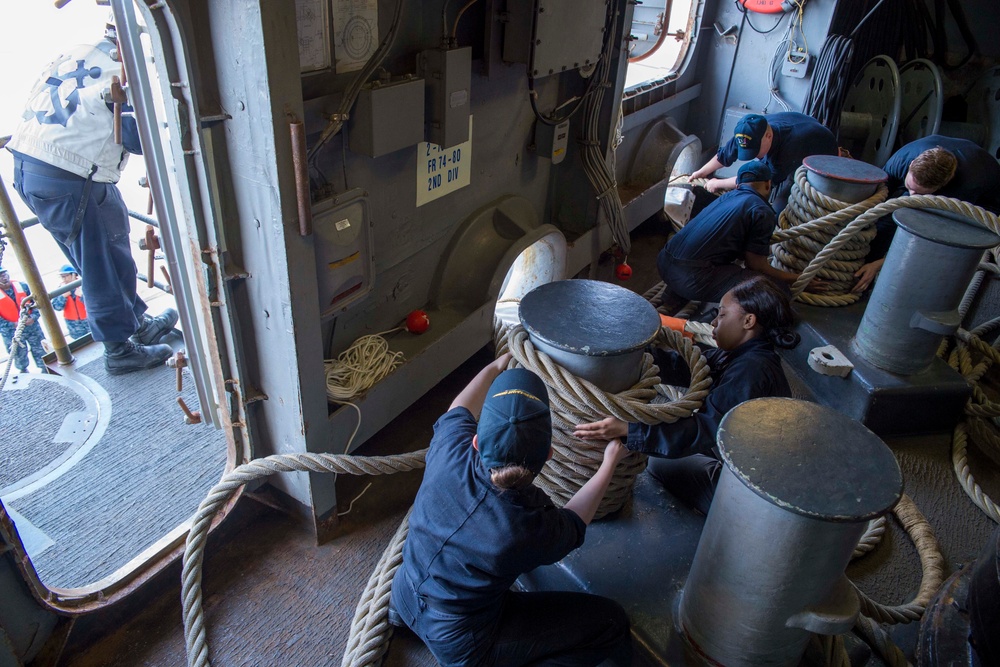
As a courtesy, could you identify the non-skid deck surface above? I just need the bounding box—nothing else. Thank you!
[5,352,226,588]
[0,375,84,489]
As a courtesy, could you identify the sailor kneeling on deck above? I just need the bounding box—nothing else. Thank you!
[390,354,632,667]
[575,276,799,515]
[658,161,806,304]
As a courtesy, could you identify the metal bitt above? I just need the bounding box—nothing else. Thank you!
[852,209,1000,375]
[802,155,887,204]
[518,279,661,393]
[680,398,902,667]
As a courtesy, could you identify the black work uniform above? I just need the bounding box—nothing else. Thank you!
[626,338,791,514]
[658,185,776,303]
[390,408,631,667]
[867,135,1000,262]
[717,112,838,212]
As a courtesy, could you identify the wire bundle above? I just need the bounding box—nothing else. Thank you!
[580,3,631,255]
[324,332,405,402]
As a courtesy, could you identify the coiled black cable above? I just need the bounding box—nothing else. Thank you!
[802,34,854,137]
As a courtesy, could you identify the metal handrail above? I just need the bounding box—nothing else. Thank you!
[15,209,158,231]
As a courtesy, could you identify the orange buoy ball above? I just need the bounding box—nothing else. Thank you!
[406,309,430,334]
[615,262,633,281]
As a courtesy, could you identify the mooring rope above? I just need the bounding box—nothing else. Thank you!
[340,507,413,667]
[852,516,887,559]
[851,494,945,625]
[772,181,1000,306]
[505,324,712,518]
[771,167,887,305]
[181,451,426,667]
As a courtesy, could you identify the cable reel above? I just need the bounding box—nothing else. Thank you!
[839,55,901,167]
[940,66,1000,161]
[898,58,944,145]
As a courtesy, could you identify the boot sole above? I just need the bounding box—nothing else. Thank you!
[105,357,170,376]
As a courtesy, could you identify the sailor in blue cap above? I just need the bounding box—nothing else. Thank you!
[658,160,811,303]
[51,264,91,340]
[0,267,47,373]
[391,353,631,667]
[691,111,838,212]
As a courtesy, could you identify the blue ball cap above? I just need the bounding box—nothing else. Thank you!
[477,368,551,475]
[59,264,77,275]
[734,114,768,161]
[737,160,773,185]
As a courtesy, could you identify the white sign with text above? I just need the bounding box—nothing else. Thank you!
[416,117,473,207]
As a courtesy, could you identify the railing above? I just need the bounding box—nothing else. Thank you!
[0,174,171,366]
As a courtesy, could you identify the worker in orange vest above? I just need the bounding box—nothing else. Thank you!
[52,264,91,339]
[0,266,47,373]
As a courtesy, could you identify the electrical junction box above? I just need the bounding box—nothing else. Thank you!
[503,0,607,79]
[313,189,374,317]
[535,119,570,164]
[418,47,471,149]
[349,77,425,158]
[781,52,810,79]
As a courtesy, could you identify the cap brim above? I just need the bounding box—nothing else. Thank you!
[736,147,757,161]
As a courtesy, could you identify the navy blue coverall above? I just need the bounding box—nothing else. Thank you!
[626,338,791,514]
[658,185,777,303]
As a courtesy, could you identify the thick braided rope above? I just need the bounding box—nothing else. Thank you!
[182,451,426,667]
[341,507,413,667]
[792,195,1000,306]
[852,494,945,625]
[951,422,1000,523]
[770,166,887,305]
[506,324,711,517]
[940,328,1000,522]
[852,516,887,560]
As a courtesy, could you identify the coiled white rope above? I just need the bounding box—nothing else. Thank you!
[325,330,405,402]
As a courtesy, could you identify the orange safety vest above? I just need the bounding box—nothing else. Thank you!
[0,283,29,322]
[63,292,88,321]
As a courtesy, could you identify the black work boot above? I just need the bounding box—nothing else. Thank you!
[131,308,179,346]
[104,340,173,375]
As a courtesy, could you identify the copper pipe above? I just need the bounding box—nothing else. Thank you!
[289,120,312,237]
[144,225,156,288]
[0,175,73,364]
[177,397,202,424]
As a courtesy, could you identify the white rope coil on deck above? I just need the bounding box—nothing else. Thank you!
[181,451,426,667]
[325,333,405,402]
[505,324,712,518]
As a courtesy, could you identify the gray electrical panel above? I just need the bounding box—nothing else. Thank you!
[418,47,472,149]
[349,77,425,157]
[503,0,607,78]
[313,190,375,317]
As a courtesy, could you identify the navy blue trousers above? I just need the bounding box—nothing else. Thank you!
[13,158,146,343]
